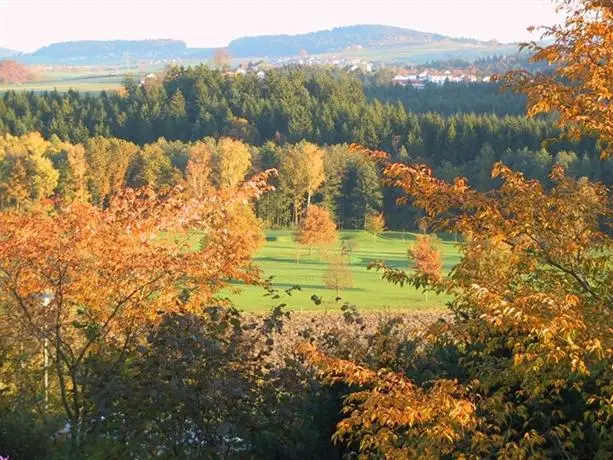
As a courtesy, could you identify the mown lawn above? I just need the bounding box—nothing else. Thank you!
[227,230,461,312]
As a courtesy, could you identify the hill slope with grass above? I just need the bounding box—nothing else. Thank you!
[14,25,513,65]
[228,24,489,57]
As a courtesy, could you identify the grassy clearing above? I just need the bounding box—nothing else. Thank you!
[227,230,460,312]
[0,75,124,93]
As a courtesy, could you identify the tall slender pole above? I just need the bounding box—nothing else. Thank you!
[42,293,53,413]
[43,337,49,411]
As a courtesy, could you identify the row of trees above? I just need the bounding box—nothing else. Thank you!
[2,131,612,230]
[0,133,383,228]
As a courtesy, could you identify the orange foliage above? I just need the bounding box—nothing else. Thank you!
[502,0,613,157]
[302,343,476,458]
[0,173,272,427]
[0,59,33,84]
[307,151,611,457]
[295,205,338,250]
[387,160,612,372]
[408,234,443,283]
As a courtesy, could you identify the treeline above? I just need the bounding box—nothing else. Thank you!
[0,66,611,228]
[0,133,381,229]
[419,54,551,74]
[0,66,586,146]
[2,131,612,230]
[363,81,528,116]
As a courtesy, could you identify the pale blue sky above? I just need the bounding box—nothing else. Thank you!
[0,0,561,52]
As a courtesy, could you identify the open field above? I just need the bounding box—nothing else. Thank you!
[0,77,123,93]
[227,230,460,312]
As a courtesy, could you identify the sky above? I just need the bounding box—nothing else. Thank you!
[0,0,561,53]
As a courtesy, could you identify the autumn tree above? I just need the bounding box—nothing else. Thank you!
[295,205,338,255]
[0,59,33,84]
[211,137,252,189]
[305,17,613,456]
[364,212,386,241]
[323,255,353,300]
[307,152,613,457]
[85,137,138,206]
[128,140,181,191]
[51,142,90,203]
[0,132,59,209]
[0,172,273,452]
[213,48,231,69]
[279,141,325,224]
[503,0,613,157]
[407,234,443,302]
[225,202,266,259]
[408,234,443,283]
[185,140,213,199]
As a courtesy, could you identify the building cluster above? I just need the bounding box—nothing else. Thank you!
[392,70,491,89]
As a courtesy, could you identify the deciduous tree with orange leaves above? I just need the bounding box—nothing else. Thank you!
[305,2,613,454]
[503,0,613,158]
[408,235,442,281]
[295,205,338,255]
[0,172,272,450]
[307,159,613,459]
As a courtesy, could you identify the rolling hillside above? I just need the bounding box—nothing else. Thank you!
[228,24,486,57]
[14,25,512,65]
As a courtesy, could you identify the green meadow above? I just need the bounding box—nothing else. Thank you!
[227,230,461,312]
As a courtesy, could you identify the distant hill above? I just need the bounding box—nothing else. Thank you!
[15,25,513,65]
[0,47,19,58]
[25,39,212,64]
[228,24,484,57]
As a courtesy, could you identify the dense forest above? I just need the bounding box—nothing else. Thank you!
[363,80,529,115]
[0,66,610,229]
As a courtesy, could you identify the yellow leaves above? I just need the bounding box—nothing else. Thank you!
[0,174,270,389]
[502,0,613,157]
[453,177,469,193]
[382,150,612,381]
[303,340,478,457]
[213,137,252,189]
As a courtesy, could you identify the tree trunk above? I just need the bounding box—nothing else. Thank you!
[294,200,300,226]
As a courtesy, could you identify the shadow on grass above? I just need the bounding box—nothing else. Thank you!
[231,280,367,292]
